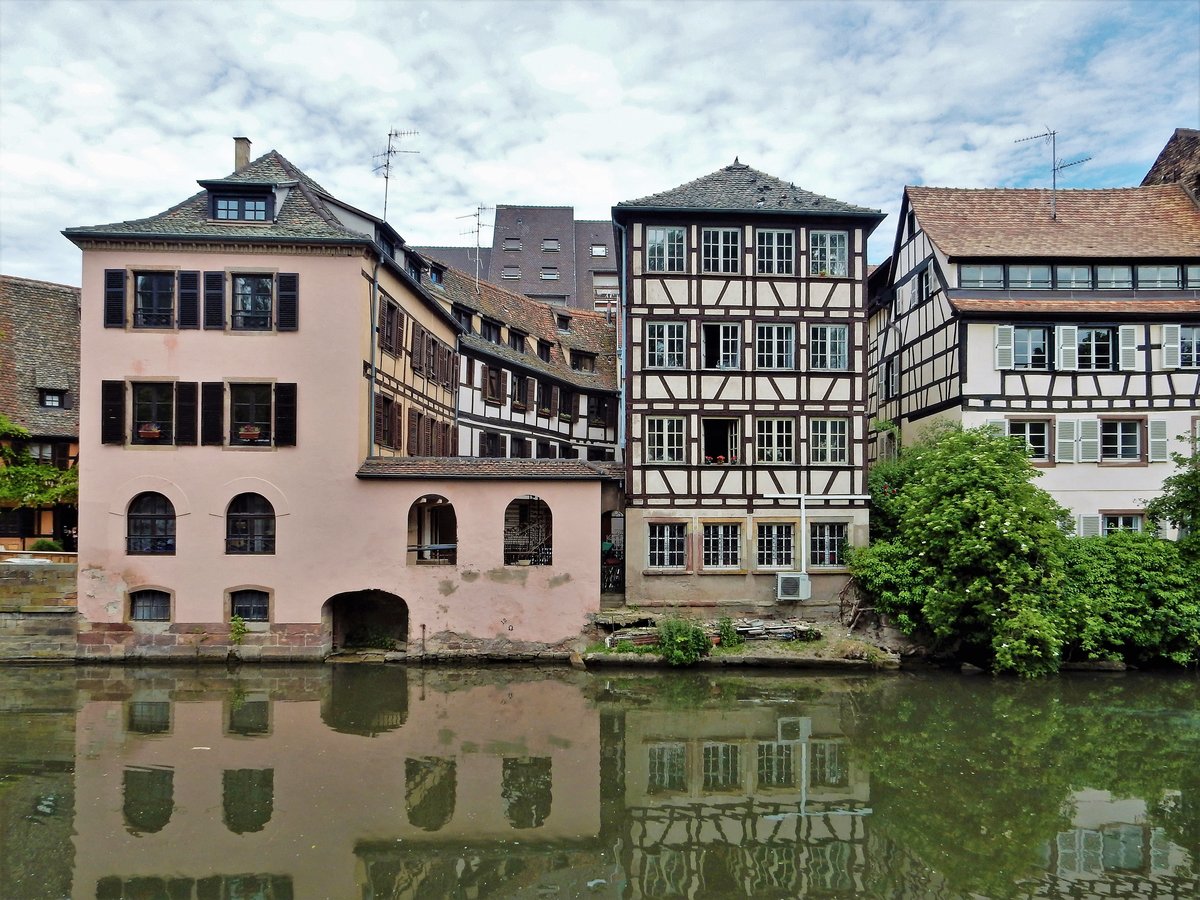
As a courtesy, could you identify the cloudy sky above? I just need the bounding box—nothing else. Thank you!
[1,0,1197,286]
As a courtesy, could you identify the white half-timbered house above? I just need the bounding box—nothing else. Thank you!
[868,185,1200,537]
[613,160,885,610]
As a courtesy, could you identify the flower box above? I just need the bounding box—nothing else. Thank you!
[137,423,162,440]
[238,425,263,441]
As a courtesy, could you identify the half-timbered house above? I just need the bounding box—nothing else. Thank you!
[613,160,885,610]
[868,185,1200,536]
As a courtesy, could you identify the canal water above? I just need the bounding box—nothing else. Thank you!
[1,665,1196,900]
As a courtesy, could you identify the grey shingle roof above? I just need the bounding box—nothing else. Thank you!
[615,159,883,217]
[64,150,369,245]
[0,276,80,438]
[358,457,620,479]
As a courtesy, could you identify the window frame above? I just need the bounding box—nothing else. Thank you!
[1100,419,1142,463]
[808,323,849,371]
[646,321,686,369]
[1008,264,1051,290]
[230,588,270,622]
[229,383,273,446]
[1056,265,1092,289]
[1136,265,1181,289]
[809,231,848,277]
[1096,265,1133,290]
[1008,419,1052,464]
[756,417,794,464]
[131,382,175,445]
[701,228,740,274]
[702,322,741,370]
[645,226,685,273]
[809,418,850,465]
[129,589,172,622]
[701,522,741,570]
[809,522,849,568]
[645,417,684,463]
[1077,327,1116,372]
[1101,513,1144,535]
[226,493,276,555]
[647,522,687,569]
[127,492,176,556]
[231,274,273,331]
[960,264,1004,289]
[1181,325,1200,368]
[212,194,269,222]
[133,272,175,328]
[755,322,794,370]
[756,522,795,569]
[756,229,795,275]
[1013,326,1052,370]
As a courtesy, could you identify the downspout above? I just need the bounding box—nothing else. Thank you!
[368,252,380,453]
[613,220,628,457]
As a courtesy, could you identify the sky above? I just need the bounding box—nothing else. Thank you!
[1,0,1198,287]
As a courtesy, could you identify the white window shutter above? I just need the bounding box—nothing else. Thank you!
[986,419,1007,434]
[1078,515,1102,538]
[1162,324,1181,369]
[994,325,1014,369]
[1149,420,1169,462]
[1056,419,1077,463]
[1078,419,1101,463]
[1118,325,1138,371]
[1057,325,1078,371]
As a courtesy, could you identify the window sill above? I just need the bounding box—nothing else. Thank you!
[643,567,689,576]
[698,567,748,575]
[1098,459,1148,467]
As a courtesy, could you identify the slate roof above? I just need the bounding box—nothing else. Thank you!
[950,298,1200,317]
[357,457,620,479]
[907,185,1200,259]
[615,159,883,218]
[422,259,619,393]
[411,246,491,277]
[0,276,80,438]
[64,150,369,246]
[1142,127,1200,194]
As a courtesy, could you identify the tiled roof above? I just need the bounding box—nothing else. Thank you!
[427,263,618,392]
[950,297,1200,317]
[64,151,369,245]
[357,457,619,479]
[0,276,80,438]
[907,185,1200,258]
[615,159,883,217]
[1142,127,1200,193]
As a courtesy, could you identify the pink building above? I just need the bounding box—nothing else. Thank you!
[63,139,616,660]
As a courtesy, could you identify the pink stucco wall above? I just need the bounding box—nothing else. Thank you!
[77,248,604,656]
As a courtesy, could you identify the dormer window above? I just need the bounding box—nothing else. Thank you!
[482,320,502,344]
[452,305,473,332]
[571,351,596,372]
[509,330,527,352]
[537,340,552,362]
[429,266,444,286]
[212,195,270,221]
[556,314,571,332]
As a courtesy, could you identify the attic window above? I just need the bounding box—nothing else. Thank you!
[482,320,502,344]
[556,314,571,332]
[452,305,473,332]
[537,340,551,362]
[503,238,522,251]
[541,267,560,280]
[571,351,595,372]
[429,267,443,285]
[590,244,607,257]
[212,195,269,222]
[502,266,521,279]
[542,238,560,252]
[509,330,527,352]
[39,389,68,408]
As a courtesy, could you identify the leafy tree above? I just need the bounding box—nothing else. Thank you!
[1145,433,1200,560]
[0,413,78,507]
[851,424,1072,676]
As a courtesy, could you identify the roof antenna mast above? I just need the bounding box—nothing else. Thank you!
[456,204,493,293]
[1014,128,1091,221]
[372,129,420,223]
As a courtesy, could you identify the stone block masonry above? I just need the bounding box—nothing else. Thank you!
[0,562,79,660]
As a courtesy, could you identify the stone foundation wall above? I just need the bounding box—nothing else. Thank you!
[0,562,80,660]
[75,621,330,662]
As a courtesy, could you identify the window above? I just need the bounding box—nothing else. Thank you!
[1078,327,1115,371]
[127,701,170,734]
[1096,266,1132,289]
[756,229,794,275]
[1008,265,1051,289]
[1102,514,1143,535]
[452,305,473,332]
[809,231,848,277]
[1101,420,1140,461]
[882,358,899,400]
[757,742,794,788]
[755,323,793,369]
[541,238,560,251]
[511,436,530,458]
[230,589,269,622]
[810,522,848,567]
[134,272,174,327]
[587,395,612,425]
[127,492,176,555]
[917,266,933,302]
[702,228,740,274]
[757,523,793,568]
[25,442,52,463]
[503,237,521,251]
[646,226,685,272]
[809,324,848,370]
[559,390,577,420]
[1057,265,1091,289]
[960,264,1004,288]
[702,743,740,790]
[809,741,848,787]
[1014,326,1051,369]
[810,418,849,464]
[646,417,684,462]
[540,267,560,280]
[481,320,502,343]
[1009,420,1050,462]
[647,743,686,793]
[570,351,595,372]
[503,496,552,566]
[702,322,740,369]
[702,524,740,568]
[508,330,526,352]
[535,439,555,458]
[512,375,529,409]
[1181,326,1200,367]
[1137,265,1180,288]
[38,389,67,408]
[230,384,272,445]
[648,523,686,568]
[429,267,443,285]
[501,266,520,279]
[484,366,504,404]
[130,589,171,622]
[537,340,551,362]
[226,494,275,554]
[756,418,793,463]
[703,418,739,463]
[132,383,174,444]
[535,380,551,413]
[213,195,268,221]
[556,314,571,332]
[378,298,404,354]
[232,275,272,330]
[590,244,608,257]
[1188,265,1200,287]
[646,321,686,368]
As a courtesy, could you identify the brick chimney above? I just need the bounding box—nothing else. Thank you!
[234,136,251,172]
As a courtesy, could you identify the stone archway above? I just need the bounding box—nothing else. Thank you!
[322,589,408,651]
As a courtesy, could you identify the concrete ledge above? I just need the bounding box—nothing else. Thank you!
[582,652,901,671]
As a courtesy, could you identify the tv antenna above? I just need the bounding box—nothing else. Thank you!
[373,129,420,223]
[456,203,493,292]
[1014,128,1091,220]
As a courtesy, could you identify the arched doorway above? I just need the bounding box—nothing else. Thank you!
[323,589,408,651]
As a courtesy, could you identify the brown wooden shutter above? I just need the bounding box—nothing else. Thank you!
[178,272,200,329]
[450,425,458,457]
[174,382,198,445]
[500,371,509,403]
[408,408,420,455]
[442,423,451,457]
[276,273,299,331]
[103,270,125,327]
[526,378,536,409]
[373,394,385,446]
[499,435,508,458]
[201,382,224,445]
[274,383,297,446]
[203,272,225,329]
[480,364,491,400]
[423,417,433,455]
[411,324,425,373]
[101,380,125,444]
[465,357,474,386]
[450,353,459,388]
[550,386,560,416]
[392,404,402,452]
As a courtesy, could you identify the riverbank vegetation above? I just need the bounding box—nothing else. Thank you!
[852,424,1200,677]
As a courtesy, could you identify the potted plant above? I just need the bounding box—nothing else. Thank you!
[238,424,262,441]
[705,455,713,465]
[137,422,162,440]
[716,455,726,465]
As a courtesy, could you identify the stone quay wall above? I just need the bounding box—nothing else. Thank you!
[0,562,79,661]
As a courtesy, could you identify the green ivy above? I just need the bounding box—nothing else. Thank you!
[0,414,78,507]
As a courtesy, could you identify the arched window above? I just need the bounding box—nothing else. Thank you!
[231,589,269,622]
[406,494,457,565]
[503,496,552,565]
[226,493,275,554]
[127,492,175,555]
[223,768,274,834]
[130,589,171,622]
[123,766,174,834]
[406,757,456,832]
[502,757,552,829]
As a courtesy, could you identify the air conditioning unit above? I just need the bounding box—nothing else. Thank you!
[776,572,811,601]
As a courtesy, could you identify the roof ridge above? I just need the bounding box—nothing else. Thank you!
[0,274,80,291]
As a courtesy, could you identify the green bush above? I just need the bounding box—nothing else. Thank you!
[656,618,711,666]
[717,617,744,648]
[29,539,63,552]
[614,639,637,653]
